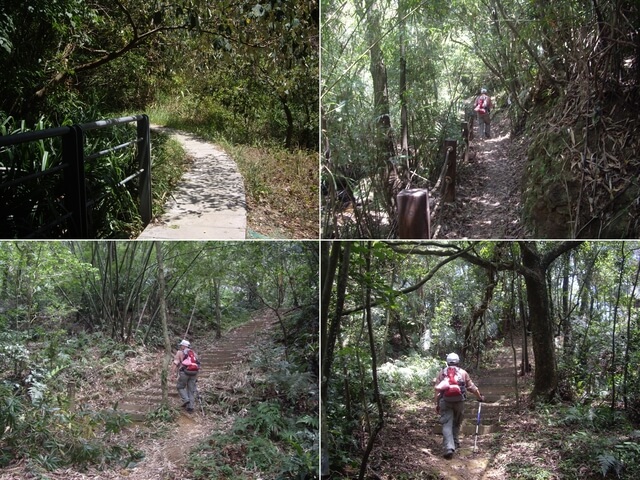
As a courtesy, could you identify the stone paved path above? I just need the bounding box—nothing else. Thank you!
[138,125,246,239]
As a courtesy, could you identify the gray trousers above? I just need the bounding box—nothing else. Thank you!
[477,112,491,137]
[177,370,197,409]
[439,398,464,453]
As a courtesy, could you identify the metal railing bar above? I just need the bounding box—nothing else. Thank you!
[85,168,143,208]
[117,169,144,187]
[26,211,74,239]
[79,115,144,132]
[0,163,67,190]
[0,126,71,147]
[84,138,139,161]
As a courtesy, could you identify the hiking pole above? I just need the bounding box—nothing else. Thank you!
[195,380,205,415]
[473,399,483,454]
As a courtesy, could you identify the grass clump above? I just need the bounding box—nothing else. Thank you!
[147,131,189,220]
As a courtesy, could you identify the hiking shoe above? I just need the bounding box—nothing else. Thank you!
[443,449,454,459]
[186,407,194,413]
[182,401,190,408]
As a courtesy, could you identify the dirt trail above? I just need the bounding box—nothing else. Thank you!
[114,311,275,479]
[370,338,533,479]
[434,115,527,239]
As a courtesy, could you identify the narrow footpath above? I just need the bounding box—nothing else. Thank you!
[138,126,247,239]
[110,311,275,479]
[369,337,533,479]
[434,115,526,239]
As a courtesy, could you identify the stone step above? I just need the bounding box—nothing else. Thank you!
[98,313,276,423]
[433,423,501,435]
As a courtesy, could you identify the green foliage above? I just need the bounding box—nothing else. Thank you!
[377,354,442,399]
[559,405,630,432]
[145,404,177,424]
[234,401,288,439]
[0,388,139,471]
[598,453,624,478]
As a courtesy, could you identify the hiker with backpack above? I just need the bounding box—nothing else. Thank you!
[172,339,201,413]
[474,88,492,139]
[434,353,484,459]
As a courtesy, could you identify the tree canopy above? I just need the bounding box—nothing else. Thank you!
[0,0,318,149]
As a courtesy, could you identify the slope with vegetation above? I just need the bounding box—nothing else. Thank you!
[0,1,318,238]
[0,241,319,478]
[322,241,640,478]
[321,0,639,238]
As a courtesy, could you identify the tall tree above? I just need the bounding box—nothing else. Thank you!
[154,241,172,407]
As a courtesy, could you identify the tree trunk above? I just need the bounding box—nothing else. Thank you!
[518,274,530,375]
[398,0,409,155]
[561,252,572,362]
[623,255,640,410]
[518,241,582,401]
[521,249,557,400]
[364,1,398,220]
[280,95,294,149]
[610,243,626,411]
[320,241,351,477]
[155,241,172,407]
[358,243,384,480]
[213,278,222,339]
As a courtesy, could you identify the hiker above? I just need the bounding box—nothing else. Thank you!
[434,353,484,459]
[474,88,492,139]
[172,339,200,412]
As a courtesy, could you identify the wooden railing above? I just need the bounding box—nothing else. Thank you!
[396,119,473,238]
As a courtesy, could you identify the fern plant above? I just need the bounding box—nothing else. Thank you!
[234,401,287,440]
[597,453,623,478]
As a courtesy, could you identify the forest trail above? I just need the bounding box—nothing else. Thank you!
[115,310,277,479]
[101,310,275,479]
[138,125,247,240]
[435,114,527,239]
[370,337,533,479]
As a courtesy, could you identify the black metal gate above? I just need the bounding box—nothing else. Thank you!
[0,114,152,238]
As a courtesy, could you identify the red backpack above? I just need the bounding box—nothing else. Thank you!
[181,348,200,375]
[443,366,466,398]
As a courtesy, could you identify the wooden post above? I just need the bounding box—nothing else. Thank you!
[68,381,76,411]
[461,122,469,144]
[397,188,431,238]
[441,139,457,203]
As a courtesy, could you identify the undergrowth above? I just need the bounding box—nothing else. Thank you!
[0,329,144,472]
[501,403,640,479]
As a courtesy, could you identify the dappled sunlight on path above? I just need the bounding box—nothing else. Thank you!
[138,125,246,239]
[369,339,534,479]
[434,115,526,239]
